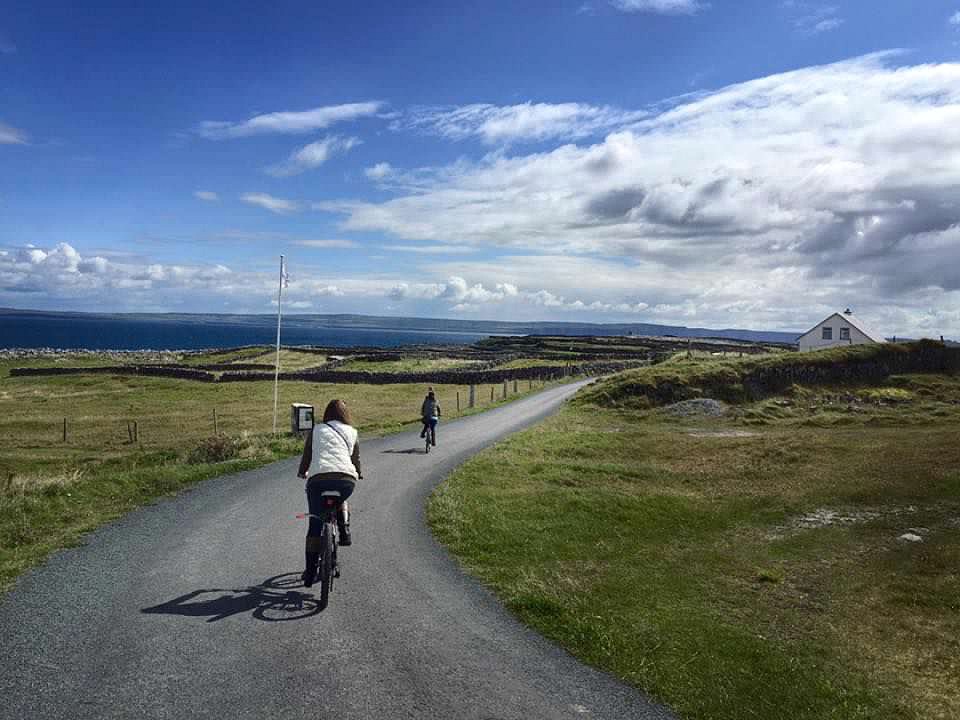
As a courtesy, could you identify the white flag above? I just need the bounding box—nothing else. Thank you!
[281,259,290,288]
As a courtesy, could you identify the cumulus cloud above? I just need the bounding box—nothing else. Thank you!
[0,121,27,145]
[402,102,649,145]
[0,243,235,297]
[194,190,219,202]
[316,53,960,335]
[241,192,300,214]
[387,274,646,316]
[196,102,382,139]
[265,136,361,177]
[950,11,960,26]
[610,0,706,15]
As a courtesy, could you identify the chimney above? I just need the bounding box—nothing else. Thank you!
[843,308,853,315]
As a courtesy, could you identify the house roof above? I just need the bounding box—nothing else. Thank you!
[797,311,886,343]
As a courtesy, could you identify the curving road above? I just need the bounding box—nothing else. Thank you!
[0,381,672,720]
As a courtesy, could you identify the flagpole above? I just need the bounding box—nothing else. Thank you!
[272,254,284,434]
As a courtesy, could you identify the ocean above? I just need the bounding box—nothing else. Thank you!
[0,311,496,350]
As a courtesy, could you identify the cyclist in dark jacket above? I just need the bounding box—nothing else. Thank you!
[419,388,441,446]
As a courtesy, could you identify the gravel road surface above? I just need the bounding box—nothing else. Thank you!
[0,381,672,720]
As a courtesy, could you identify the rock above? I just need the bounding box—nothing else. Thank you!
[898,533,923,543]
[663,398,728,417]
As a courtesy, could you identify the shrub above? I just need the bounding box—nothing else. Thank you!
[187,435,242,464]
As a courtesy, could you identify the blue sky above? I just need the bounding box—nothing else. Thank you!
[3,1,960,336]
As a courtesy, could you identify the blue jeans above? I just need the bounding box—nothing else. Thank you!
[422,417,438,442]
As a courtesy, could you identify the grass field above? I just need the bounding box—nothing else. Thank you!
[0,353,547,592]
[429,353,960,720]
[337,357,482,372]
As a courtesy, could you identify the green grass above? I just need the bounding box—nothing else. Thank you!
[242,348,327,370]
[580,341,959,409]
[429,369,960,720]
[0,356,551,592]
[337,357,482,372]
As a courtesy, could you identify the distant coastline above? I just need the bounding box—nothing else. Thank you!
[0,307,802,351]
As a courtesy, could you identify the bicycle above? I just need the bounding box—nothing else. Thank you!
[297,490,342,610]
[424,418,437,453]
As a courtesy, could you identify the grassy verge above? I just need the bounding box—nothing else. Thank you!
[429,367,960,720]
[0,354,553,592]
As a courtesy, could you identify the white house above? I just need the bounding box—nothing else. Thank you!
[797,309,886,352]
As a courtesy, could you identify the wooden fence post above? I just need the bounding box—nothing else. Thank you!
[490,386,494,402]
[213,408,219,435]
[456,392,460,413]
[513,379,518,393]
[469,385,476,408]
[134,420,139,443]
[62,417,67,443]
[503,381,507,399]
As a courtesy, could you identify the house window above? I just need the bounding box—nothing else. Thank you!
[822,327,833,340]
[840,327,850,341]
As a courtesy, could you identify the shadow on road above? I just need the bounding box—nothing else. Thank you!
[141,573,321,622]
[381,448,425,455]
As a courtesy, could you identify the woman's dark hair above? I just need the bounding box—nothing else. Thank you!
[323,399,353,425]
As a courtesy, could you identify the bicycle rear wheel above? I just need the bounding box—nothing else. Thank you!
[318,522,336,609]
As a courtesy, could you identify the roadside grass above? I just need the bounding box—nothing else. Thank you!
[429,370,960,720]
[0,358,550,592]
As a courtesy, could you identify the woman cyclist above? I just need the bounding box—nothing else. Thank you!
[297,399,361,587]
[419,387,441,447]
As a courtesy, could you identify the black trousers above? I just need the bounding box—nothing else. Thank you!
[305,473,356,538]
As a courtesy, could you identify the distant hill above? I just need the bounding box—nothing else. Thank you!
[1,308,802,345]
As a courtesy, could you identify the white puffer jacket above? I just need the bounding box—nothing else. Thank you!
[307,421,359,480]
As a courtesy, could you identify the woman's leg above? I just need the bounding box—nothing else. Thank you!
[302,484,324,586]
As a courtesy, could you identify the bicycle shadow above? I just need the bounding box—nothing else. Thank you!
[381,448,425,455]
[141,573,321,622]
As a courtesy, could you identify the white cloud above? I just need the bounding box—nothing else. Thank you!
[786,2,844,34]
[293,239,359,249]
[317,53,960,336]
[194,190,219,202]
[950,11,960,26]
[380,244,476,254]
[365,162,394,181]
[610,0,706,14]
[812,17,843,33]
[0,122,27,145]
[0,243,235,297]
[241,192,300,214]
[266,136,360,177]
[402,102,648,145]
[196,102,382,139]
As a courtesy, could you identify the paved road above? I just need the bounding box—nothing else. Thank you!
[0,382,672,720]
